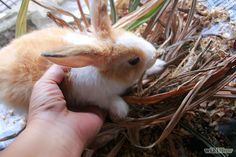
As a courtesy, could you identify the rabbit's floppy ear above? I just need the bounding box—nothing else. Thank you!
[41,44,109,68]
[90,0,113,39]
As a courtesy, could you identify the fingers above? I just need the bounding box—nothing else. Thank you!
[68,107,106,146]
[29,64,68,116]
[39,64,70,85]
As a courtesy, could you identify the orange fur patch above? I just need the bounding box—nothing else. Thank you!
[0,28,72,109]
[100,45,146,84]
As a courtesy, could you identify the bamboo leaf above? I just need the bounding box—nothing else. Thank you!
[126,1,164,31]
[15,0,30,37]
[109,0,117,24]
[129,0,140,13]
[113,0,165,29]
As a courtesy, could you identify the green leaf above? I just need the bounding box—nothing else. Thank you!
[129,0,140,13]
[15,0,30,38]
[109,0,117,24]
[126,1,164,31]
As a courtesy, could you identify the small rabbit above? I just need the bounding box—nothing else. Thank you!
[0,0,165,118]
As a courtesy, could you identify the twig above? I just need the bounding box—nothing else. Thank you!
[221,86,236,93]
[107,136,126,157]
[76,0,90,28]
[0,125,26,142]
[137,72,145,96]
[164,0,179,39]
[142,0,171,38]
[190,40,213,70]
[174,65,224,80]
[0,0,11,9]
[189,71,236,110]
[199,54,219,69]
[178,0,197,39]
[214,93,236,99]
[47,12,71,28]
[172,35,202,76]
[141,71,170,96]
[156,31,173,58]
[177,73,201,89]
[32,0,84,31]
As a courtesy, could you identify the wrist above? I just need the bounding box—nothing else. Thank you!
[2,118,84,157]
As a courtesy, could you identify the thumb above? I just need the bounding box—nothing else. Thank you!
[39,64,70,85]
[29,64,69,114]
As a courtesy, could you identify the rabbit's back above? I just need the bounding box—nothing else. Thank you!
[0,27,72,109]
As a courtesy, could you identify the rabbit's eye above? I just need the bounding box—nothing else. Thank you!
[128,57,140,65]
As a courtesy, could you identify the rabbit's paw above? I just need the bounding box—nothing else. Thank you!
[145,59,166,76]
[110,96,129,119]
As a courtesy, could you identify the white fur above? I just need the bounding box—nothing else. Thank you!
[115,32,156,68]
[145,59,166,76]
[69,66,129,118]
[63,33,97,45]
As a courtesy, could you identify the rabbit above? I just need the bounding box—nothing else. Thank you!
[0,0,165,118]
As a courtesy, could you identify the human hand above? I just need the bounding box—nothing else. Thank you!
[1,65,105,157]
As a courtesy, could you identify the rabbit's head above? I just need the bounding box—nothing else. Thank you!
[42,0,157,85]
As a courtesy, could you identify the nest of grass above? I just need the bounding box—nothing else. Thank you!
[17,0,236,156]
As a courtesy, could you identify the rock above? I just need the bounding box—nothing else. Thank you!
[0,103,26,150]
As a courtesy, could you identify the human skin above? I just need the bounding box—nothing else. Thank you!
[0,65,105,157]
